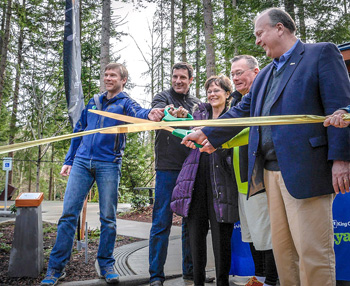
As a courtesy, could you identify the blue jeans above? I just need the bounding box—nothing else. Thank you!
[149,170,193,283]
[48,157,121,272]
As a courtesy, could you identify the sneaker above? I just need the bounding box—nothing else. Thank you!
[100,265,120,284]
[183,274,215,283]
[232,275,253,285]
[150,280,163,286]
[245,276,264,286]
[41,269,66,286]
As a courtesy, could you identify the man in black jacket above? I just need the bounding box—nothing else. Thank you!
[148,62,201,286]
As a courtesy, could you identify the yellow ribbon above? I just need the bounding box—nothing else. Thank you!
[0,126,118,155]
[0,112,349,155]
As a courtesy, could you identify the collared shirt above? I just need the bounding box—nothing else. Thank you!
[341,105,350,113]
[273,39,300,71]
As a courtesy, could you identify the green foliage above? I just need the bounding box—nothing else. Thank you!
[90,184,99,202]
[130,194,148,210]
[119,132,154,202]
[89,228,101,240]
[9,204,17,214]
[43,224,57,234]
[0,242,11,252]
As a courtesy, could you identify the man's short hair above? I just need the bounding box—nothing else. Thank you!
[231,55,259,70]
[172,62,194,79]
[105,63,128,81]
[260,8,296,34]
[204,75,233,94]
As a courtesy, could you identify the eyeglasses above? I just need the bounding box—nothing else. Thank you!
[231,69,251,78]
[207,88,225,95]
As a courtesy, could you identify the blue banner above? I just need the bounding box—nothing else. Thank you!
[229,221,255,276]
[333,192,350,281]
[63,0,85,129]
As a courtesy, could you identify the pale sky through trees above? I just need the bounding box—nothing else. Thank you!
[112,2,156,107]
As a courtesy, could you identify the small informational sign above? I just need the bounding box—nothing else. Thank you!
[15,192,44,207]
[2,157,12,171]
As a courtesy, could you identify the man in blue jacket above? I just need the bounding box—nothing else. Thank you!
[41,63,164,286]
[183,8,350,286]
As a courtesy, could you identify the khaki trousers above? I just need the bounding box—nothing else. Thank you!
[263,169,335,286]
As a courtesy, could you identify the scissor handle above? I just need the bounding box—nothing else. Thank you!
[163,107,194,122]
[172,129,203,148]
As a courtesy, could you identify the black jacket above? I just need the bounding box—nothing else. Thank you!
[151,87,200,170]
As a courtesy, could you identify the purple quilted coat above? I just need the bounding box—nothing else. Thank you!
[170,103,239,223]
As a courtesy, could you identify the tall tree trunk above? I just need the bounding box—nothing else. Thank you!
[36,147,41,192]
[48,145,54,200]
[8,0,25,185]
[28,160,32,192]
[223,0,230,76]
[195,1,201,98]
[99,0,110,92]
[284,0,295,19]
[231,0,237,56]
[0,1,6,50]
[181,0,187,62]
[160,0,164,90]
[344,0,347,14]
[202,0,216,77]
[0,0,12,109]
[296,0,306,42]
[149,23,155,98]
[170,0,175,70]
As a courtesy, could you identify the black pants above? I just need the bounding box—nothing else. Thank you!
[187,154,234,286]
[249,243,278,285]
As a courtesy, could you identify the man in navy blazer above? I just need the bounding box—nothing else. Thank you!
[183,8,350,286]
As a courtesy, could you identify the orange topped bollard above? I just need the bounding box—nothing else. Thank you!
[8,192,44,278]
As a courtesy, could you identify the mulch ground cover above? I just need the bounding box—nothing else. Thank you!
[0,221,141,286]
[116,205,182,226]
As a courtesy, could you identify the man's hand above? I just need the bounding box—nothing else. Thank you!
[324,109,349,128]
[176,106,189,118]
[332,160,350,194]
[166,104,189,118]
[60,165,72,177]
[148,108,165,122]
[181,130,215,153]
[199,139,217,154]
[182,129,207,148]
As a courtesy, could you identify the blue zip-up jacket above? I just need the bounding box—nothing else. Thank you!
[64,91,151,165]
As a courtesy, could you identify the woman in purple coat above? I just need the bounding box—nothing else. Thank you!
[171,75,239,286]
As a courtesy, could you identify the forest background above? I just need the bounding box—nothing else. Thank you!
[0,0,349,205]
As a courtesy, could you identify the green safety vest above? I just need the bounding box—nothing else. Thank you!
[222,127,250,195]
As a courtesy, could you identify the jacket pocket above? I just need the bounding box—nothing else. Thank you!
[308,135,327,148]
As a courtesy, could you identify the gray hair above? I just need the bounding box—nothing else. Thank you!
[258,8,296,34]
[231,55,259,70]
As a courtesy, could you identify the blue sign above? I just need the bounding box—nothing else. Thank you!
[333,192,350,281]
[2,157,12,171]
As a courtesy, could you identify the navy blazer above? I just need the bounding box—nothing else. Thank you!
[203,41,350,199]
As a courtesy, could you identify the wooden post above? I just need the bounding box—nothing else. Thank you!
[80,196,88,240]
